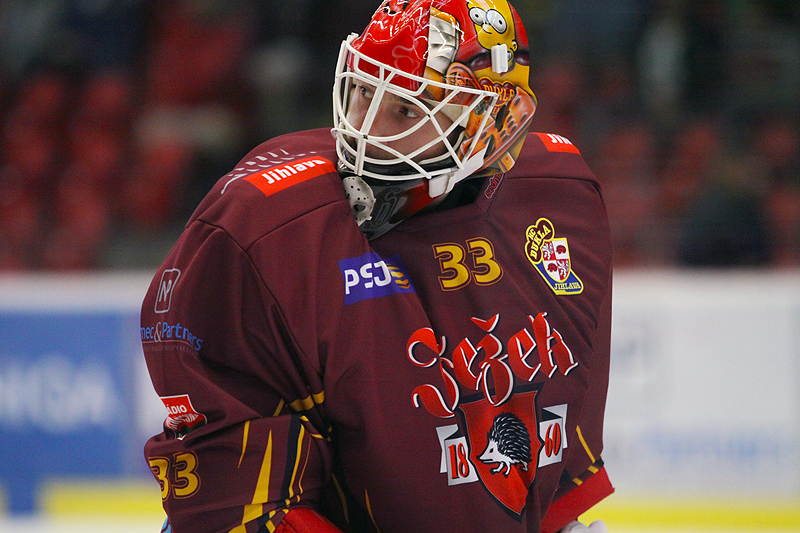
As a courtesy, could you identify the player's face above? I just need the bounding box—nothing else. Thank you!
[346,81,454,162]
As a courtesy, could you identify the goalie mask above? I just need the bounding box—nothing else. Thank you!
[333,0,537,239]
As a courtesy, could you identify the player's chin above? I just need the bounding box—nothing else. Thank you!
[363,146,397,161]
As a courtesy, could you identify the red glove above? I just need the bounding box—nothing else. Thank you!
[275,507,344,533]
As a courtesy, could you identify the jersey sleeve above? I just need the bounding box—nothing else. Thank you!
[540,266,614,533]
[142,219,333,533]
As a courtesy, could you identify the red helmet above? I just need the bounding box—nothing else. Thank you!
[332,0,536,237]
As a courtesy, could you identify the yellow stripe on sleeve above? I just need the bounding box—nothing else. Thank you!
[287,425,306,499]
[288,391,325,412]
[253,431,274,504]
[238,420,251,468]
[575,425,596,464]
[272,399,285,417]
[229,430,274,533]
[365,488,382,533]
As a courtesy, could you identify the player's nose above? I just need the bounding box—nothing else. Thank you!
[363,103,397,137]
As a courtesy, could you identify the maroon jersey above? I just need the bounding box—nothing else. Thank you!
[141,128,613,533]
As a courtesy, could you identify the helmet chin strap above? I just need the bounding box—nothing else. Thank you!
[427,146,488,198]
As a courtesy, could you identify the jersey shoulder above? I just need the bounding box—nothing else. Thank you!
[187,128,347,248]
[508,132,597,185]
[237,127,337,165]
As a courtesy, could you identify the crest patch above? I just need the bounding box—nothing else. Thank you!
[525,218,583,295]
[460,390,541,515]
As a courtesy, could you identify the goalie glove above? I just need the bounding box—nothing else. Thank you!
[275,507,344,533]
[560,519,608,533]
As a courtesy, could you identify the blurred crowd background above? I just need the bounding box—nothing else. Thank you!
[0,0,798,271]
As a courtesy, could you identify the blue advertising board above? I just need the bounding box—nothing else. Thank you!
[0,275,158,514]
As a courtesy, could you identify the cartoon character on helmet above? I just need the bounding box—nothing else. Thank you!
[332,0,536,239]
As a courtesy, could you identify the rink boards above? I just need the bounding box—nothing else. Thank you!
[0,270,799,528]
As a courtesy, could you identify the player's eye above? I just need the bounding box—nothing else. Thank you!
[486,10,507,33]
[357,83,375,100]
[398,105,422,119]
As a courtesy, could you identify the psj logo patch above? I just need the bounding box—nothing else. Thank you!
[339,252,415,305]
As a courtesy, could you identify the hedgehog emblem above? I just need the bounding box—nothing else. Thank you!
[478,412,532,477]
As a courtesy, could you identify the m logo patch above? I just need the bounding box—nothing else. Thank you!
[155,269,180,313]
